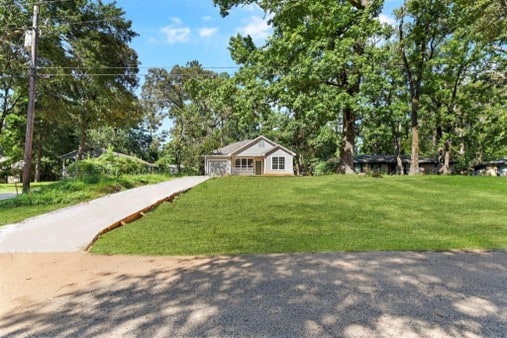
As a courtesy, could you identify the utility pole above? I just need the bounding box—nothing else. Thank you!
[22,3,40,193]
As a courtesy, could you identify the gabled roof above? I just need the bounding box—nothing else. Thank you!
[231,135,277,156]
[209,135,295,157]
[210,139,253,155]
[263,144,296,157]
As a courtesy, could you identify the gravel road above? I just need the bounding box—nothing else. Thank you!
[1,251,506,337]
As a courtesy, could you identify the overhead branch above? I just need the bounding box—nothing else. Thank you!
[347,0,370,9]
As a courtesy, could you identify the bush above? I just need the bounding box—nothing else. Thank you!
[68,151,147,178]
[314,159,340,176]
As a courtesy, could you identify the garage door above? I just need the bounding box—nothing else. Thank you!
[208,160,229,176]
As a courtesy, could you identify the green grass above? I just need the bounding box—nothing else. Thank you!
[0,182,51,193]
[91,175,507,255]
[0,174,171,226]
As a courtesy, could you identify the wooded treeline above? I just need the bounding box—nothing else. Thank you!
[1,0,505,181]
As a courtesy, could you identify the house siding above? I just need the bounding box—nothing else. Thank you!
[265,149,294,175]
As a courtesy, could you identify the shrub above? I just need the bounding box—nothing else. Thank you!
[314,159,340,176]
[67,151,148,178]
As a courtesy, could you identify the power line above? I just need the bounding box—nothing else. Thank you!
[38,66,240,70]
[0,0,74,9]
[38,72,235,77]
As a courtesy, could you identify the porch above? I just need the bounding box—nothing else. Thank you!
[231,157,264,176]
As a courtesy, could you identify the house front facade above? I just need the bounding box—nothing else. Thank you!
[204,136,295,177]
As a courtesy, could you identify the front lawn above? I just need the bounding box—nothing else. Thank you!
[91,175,507,255]
[0,174,171,226]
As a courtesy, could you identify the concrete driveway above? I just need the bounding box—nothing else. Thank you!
[0,176,209,253]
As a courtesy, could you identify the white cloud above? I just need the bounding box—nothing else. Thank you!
[241,3,262,12]
[237,15,271,43]
[378,14,396,27]
[160,17,191,44]
[170,17,183,25]
[147,37,159,45]
[202,16,212,21]
[199,27,218,38]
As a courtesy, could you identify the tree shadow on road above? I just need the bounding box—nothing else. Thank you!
[1,251,506,337]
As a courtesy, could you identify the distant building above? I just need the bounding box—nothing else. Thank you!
[473,159,507,176]
[354,155,450,175]
[59,148,157,177]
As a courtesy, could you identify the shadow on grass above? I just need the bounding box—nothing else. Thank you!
[1,251,506,337]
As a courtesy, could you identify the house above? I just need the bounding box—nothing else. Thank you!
[204,136,295,176]
[354,154,451,175]
[59,147,158,177]
[473,159,507,176]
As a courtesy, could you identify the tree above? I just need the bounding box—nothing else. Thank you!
[215,0,384,174]
[396,0,452,175]
[50,0,140,160]
[142,62,247,172]
[360,40,410,174]
[0,2,28,138]
[1,0,142,185]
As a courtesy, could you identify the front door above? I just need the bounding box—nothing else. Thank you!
[255,161,262,175]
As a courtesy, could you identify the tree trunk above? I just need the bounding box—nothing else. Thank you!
[77,128,87,161]
[34,138,42,182]
[394,124,404,175]
[442,139,452,175]
[338,105,356,174]
[409,97,420,175]
[75,118,89,176]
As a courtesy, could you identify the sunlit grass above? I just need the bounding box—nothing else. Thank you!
[91,175,507,255]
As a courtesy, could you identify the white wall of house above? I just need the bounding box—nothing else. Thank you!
[265,149,294,175]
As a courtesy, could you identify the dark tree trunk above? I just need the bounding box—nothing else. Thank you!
[338,105,356,174]
[394,123,404,175]
[442,139,452,175]
[409,97,420,175]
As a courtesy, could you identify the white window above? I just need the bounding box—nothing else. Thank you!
[235,158,253,169]
[272,156,285,170]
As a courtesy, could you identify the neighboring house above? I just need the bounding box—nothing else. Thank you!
[204,136,295,177]
[59,147,158,176]
[473,159,507,176]
[0,157,24,183]
[354,155,451,175]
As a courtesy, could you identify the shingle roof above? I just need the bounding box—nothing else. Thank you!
[211,139,253,155]
[354,154,439,164]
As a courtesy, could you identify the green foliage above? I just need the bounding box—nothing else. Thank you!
[313,159,340,176]
[91,176,507,255]
[68,152,150,180]
[0,0,142,181]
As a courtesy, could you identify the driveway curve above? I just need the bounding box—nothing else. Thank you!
[0,176,209,253]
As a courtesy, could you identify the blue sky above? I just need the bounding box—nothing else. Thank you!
[114,0,273,77]
[113,0,403,79]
